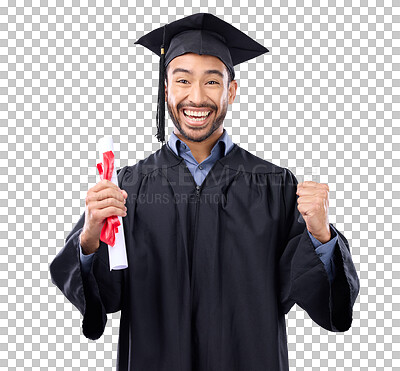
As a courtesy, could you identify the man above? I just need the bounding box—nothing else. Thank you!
[50,13,360,371]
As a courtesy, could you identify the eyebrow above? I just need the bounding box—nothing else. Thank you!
[172,68,224,79]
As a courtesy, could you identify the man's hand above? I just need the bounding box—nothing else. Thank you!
[81,179,128,255]
[296,181,331,243]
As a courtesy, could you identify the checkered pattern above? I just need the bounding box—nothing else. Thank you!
[1,1,398,370]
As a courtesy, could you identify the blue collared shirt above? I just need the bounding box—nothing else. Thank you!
[167,129,235,186]
[79,129,338,283]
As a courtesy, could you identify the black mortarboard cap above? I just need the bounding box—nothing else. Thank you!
[134,13,269,144]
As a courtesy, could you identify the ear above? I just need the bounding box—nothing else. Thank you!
[228,80,238,105]
[164,81,168,102]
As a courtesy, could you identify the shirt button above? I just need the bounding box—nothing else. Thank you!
[317,253,323,257]
[198,165,203,170]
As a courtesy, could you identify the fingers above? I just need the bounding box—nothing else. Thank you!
[85,179,128,221]
[82,180,128,247]
[297,181,329,190]
[91,205,127,222]
[91,179,120,193]
[93,196,127,211]
[90,179,127,198]
[87,187,125,203]
[297,185,329,197]
[297,190,329,199]
[87,182,127,205]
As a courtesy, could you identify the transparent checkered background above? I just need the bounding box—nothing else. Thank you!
[1,0,398,370]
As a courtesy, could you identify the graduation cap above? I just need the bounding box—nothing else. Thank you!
[134,13,269,144]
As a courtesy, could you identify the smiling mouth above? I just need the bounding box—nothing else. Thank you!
[181,110,213,125]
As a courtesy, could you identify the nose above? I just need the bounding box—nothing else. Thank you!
[187,81,207,103]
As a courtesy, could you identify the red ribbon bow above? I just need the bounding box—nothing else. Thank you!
[96,150,121,247]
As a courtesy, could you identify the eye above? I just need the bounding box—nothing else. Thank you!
[177,79,188,84]
[207,81,219,85]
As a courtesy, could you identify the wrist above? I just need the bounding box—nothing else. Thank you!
[80,231,100,255]
[310,225,331,244]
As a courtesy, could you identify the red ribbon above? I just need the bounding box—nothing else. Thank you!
[96,150,121,247]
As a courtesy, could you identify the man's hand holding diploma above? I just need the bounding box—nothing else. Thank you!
[80,179,128,255]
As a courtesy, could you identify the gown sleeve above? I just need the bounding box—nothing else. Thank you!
[49,166,128,340]
[278,168,360,332]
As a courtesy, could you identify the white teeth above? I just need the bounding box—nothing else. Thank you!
[183,110,211,117]
[186,116,207,122]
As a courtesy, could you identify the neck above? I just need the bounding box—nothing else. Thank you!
[174,127,224,164]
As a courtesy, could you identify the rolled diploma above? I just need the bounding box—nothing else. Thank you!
[97,136,128,271]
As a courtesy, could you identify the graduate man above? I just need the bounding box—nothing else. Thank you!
[50,13,360,371]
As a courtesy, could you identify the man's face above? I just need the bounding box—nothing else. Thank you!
[165,53,237,143]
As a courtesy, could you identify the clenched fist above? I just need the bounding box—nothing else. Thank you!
[296,181,331,243]
[80,179,128,255]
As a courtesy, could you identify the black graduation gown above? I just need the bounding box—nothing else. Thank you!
[49,143,360,371]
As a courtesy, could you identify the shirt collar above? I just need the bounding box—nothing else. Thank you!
[168,128,233,158]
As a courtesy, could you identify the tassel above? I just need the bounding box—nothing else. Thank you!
[155,25,166,144]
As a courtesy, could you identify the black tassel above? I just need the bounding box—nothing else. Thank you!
[155,25,166,144]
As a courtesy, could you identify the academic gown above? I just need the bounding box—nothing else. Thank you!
[49,142,360,371]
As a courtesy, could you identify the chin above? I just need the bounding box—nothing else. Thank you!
[183,121,210,131]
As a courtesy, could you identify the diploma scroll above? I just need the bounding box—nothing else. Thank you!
[97,136,128,271]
